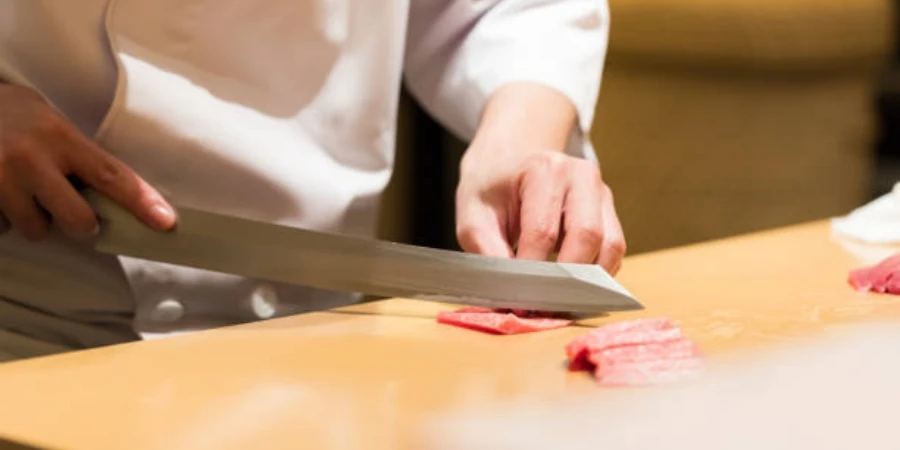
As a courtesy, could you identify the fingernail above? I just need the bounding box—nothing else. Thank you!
[151,203,177,230]
[68,223,100,241]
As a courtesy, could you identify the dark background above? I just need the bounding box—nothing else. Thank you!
[875,19,900,195]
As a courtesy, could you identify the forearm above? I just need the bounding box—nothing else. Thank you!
[462,81,578,170]
[405,0,608,149]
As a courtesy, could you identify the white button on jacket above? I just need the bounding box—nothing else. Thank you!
[0,0,609,341]
[149,299,185,324]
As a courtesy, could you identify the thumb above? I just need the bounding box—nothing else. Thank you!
[456,203,514,258]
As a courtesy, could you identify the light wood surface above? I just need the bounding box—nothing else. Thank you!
[1,221,898,450]
[422,323,900,450]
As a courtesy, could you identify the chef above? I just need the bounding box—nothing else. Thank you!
[0,0,624,361]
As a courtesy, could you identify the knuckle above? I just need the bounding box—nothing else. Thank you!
[91,159,125,190]
[572,224,604,247]
[2,138,39,171]
[608,238,627,256]
[525,224,559,248]
[0,132,29,154]
[526,151,567,174]
[576,159,603,181]
[32,108,67,137]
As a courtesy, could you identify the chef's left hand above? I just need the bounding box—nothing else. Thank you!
[455,82,626,275]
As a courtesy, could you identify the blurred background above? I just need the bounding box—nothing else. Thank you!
[378,0,899,256]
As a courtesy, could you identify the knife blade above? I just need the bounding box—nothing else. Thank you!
[83,190,642,314]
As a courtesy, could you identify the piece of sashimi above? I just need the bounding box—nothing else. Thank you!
[594,357,705,386]
[566,318,678,369]
[565,317,676,360]
[848,268,873,292]
[870,271,900,294]
[437,311,572,335]
[849,266,884,292]
[848,253,900,293]
[883,273,900,294]
[567,328,684,370]
[588,338,702,369]
[566,318,679,370]
[437,312,572,334]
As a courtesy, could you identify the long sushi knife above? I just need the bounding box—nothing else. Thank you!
[83,190,643,315]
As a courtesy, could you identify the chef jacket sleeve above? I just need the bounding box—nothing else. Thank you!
[402,0,609,160]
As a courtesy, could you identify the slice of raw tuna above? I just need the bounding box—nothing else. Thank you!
[565,318,679,370]
[436,308,573,335]
[594,356,705,386]
[565,317,704,386]
[848,253,900,294]
[588,338,701,368]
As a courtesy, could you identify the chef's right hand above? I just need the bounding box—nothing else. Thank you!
[0,83,176,241]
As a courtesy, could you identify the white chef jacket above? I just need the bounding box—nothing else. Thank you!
[0,0,608,347]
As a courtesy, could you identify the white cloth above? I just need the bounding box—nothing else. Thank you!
[831,182,900,244]
[0,0,609,342]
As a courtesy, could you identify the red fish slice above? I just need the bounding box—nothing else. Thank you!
[565,317,679,370]
[594,356,705,386]
[436,307,573,335]
[588,338,703,386]
[588,338,701,368]
[848,253,900,294]
[565,317,704,386]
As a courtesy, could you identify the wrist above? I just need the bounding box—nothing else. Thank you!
[464,81,578,169]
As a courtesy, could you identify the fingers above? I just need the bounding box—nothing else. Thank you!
[12,151,98,239]
[0,86,176,241]
[594,186,626,275]
[554,164,626,275]
[32,172,99,239]
[556,178,603,264]
[457,149,626,273]
[0,185,49,241]
[0,143,52,240]
[65,133,177,231]
[456,200,514,258]
[515,157,566,261]
[1,139,98,240]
